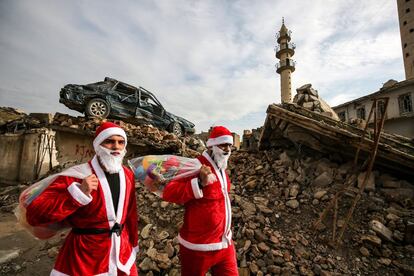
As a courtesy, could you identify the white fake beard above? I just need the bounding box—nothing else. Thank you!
[96,146,126,173]
[212,146,231,170]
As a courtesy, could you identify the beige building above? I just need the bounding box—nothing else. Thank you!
[332,79,414,138]
[397,0,414,79]
[275,19,296,103]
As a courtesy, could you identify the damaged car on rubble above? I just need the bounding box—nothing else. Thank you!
[59,77,195,136]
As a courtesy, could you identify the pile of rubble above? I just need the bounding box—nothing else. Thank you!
[132,147,413,275]
[52,112,194,156]
[230,149,413,275]
[293,84,339,120]
[52,112,172,142]
[0,107,42,133]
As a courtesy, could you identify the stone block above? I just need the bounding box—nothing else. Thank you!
[313,172,333,187]
[358,171,375,192]
[369,220,395,243]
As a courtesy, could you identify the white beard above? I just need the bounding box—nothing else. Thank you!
[95,146,126,173]
[212,146,231,170]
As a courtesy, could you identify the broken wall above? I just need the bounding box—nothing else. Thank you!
[54,129,94,165]
[0,129,57,185]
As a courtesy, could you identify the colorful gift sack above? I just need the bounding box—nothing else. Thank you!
[15,164,92,239]
[129,155,203,196]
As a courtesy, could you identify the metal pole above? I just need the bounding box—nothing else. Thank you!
[336,98,389,245]
[332,198,338,241]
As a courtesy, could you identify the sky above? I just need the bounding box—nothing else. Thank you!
[0,0,405,135]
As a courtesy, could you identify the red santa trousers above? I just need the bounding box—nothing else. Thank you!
[179,244,238,276]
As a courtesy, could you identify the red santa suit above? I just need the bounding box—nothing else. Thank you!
[25,123,139,276]
[162,126,238,276]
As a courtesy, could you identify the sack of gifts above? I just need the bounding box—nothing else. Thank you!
[15,164,92,239]
[129,155,215,196]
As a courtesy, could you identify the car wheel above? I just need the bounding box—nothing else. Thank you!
[86,98,110,118]
[170,122,183,137]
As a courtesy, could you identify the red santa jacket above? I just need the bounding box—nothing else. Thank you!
[26,156,138,276]
[162,151,233,251]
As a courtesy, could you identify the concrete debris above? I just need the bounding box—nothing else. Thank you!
[293,84,340,120]
[358,171,376,192]
[260,103,414,179]
[369,220,395,243]
[0,250,20,265]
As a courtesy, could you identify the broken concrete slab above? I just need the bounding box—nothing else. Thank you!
[0,249,20,265]
[358,171,375,192]
[259,103,414,179]
[369,220,395,243]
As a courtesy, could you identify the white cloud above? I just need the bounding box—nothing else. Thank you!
[0,0,405,136]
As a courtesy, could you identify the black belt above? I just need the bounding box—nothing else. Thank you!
[72,223,123,236]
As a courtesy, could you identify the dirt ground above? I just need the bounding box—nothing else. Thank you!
[0,212,56,276]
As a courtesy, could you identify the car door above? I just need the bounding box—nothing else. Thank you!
[108,83,138,118]
[136,91,168,128]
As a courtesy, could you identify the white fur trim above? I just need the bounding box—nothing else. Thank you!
[93,127,127,150]
[202,151,233,244]
[67,182,93,206]
[191,178,203,199]
[50,268,113,276]
[92,156,116,226]
[116,237,139,274]
[178,234,230,251]
[50,269,69,276]
[116,168,126,224]
[91,156,133,275]
[206,135,233,147]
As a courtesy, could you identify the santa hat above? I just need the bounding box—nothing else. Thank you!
[206,126,233,147]
[93,122,127,150]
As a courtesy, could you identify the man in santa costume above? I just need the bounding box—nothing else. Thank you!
[26,122,139,276]
[162,126,238,276]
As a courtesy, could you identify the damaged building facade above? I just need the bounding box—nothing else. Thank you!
[333,79,414,138]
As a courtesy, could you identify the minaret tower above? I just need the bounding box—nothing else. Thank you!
[397,0,414,80]
[276,18,296,103]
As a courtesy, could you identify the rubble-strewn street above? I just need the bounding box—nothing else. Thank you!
[0,106,413,276]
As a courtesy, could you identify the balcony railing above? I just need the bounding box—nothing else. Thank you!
[275,59,296,73]
[276,59,296,69]
[276,30,292,40]
[275,42,296,53]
